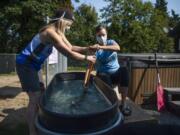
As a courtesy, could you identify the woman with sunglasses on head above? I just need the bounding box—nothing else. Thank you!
[89,25,131,117]
[16,8,96,135]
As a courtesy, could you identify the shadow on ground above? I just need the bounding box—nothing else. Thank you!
[0,108,28,135]
[0,86,21,99]
[0,108,180,135]
[117,123,180,135]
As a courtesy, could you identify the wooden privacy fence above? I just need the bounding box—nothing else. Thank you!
[130,66,180,104]
[118,53,180,105]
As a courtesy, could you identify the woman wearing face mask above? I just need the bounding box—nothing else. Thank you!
[16,8,96,135]
[89,25,131,116]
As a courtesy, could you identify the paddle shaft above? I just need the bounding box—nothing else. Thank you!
[84,62,94,87]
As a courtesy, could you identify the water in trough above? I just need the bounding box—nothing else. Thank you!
[44,80,111,115]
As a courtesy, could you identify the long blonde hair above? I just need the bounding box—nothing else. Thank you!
[40,19,70,35]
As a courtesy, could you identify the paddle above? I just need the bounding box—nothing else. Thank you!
[83,62,94,90]
[155,53,165,111]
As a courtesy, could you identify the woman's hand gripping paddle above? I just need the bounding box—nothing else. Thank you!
[83,62,94,91]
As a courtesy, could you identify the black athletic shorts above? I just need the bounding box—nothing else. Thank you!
[97,67,129,87]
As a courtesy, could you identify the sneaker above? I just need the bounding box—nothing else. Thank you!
[119,105,132,116]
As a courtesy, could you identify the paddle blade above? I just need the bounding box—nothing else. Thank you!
[157,83,165,111]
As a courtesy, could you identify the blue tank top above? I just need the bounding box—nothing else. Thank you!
[95,39,120,74]
[16,34,53,71]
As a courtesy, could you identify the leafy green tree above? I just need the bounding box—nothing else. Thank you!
[169,10,180,28]
[155,0,168,15]
[67,4,98,46]
[74,0,80,2]
[66,4,98,68]
[0,0,73,53]
[100,0,173,53]
[154,0,174,52]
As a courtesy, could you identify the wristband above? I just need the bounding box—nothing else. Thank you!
[97,45,100,50]
[84,54,87,60]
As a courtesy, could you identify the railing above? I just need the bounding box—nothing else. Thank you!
[0,54,17,74]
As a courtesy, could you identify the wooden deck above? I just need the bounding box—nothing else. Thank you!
[115,99,180,135]
[123,99,157,125]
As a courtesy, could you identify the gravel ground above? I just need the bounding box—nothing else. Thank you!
[0,74,28,129]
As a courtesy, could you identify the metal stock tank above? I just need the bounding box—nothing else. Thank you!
[35,72,123,135]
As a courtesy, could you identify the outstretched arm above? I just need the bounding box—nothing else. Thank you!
[60,34,88,53]
[71,46,88,53]
[46,29,96,63]
[98,44,120,51]
[89,43,120,51]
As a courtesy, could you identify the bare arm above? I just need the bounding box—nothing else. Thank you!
[99,44,120,51]
[61,33,88,53]
[89,43,120,52]
[72,46,88,53]
[46,29,96,63]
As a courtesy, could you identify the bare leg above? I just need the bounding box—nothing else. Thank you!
[113,85,121,101]
[27,91,41,135]
[118,86,128,107]
[38,69,44,83]
[113,85,128,106]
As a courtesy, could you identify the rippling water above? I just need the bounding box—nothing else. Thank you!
[44,80,111,115]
